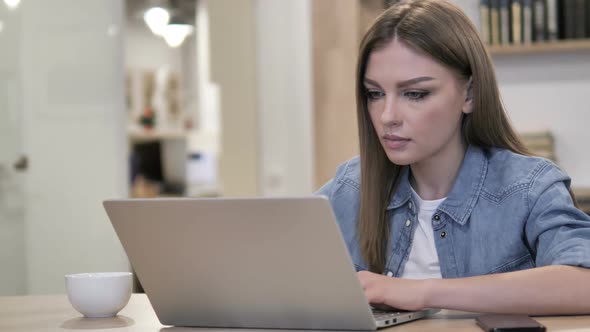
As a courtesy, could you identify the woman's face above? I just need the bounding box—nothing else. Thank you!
[364,39,472,167]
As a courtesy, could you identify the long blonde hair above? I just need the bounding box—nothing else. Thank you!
[356,0,540,273]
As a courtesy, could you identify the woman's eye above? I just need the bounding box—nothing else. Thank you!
[404,91,429,101]
[365,90,384,101]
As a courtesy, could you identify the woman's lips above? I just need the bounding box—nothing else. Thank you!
[382,134,410,149]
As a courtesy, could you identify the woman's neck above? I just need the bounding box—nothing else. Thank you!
[410,141,467,201]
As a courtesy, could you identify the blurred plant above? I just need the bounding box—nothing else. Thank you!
[140,107,156,129]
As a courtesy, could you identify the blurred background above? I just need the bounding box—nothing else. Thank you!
[1,0,589,295]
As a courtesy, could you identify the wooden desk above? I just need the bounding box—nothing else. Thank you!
[1,294,589,331]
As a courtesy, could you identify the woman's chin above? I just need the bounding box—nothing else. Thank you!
[384,153,415,166]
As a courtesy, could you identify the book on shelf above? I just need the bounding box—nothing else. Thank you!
[500,0,510,44]
[560,0,587,40]
[575,0,587,39]
[512,0,523,44]
[520,131,556,162]
[520,130,554,144]
[481,0,590,46]
[562,0,576,39]
[523,0,533,43]
[490,0,501,44]
[481,0,491,44]
[532,0,545,42]
[546,0,558,40]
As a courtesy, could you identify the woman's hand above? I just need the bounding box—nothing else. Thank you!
[357,270,430,311]
[359,266,590,315]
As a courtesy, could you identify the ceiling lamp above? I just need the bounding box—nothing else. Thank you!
[143,7,170,36]
[4,0,21,9]
[163,15,193,48]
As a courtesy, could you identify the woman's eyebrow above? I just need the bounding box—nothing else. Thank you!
[397,76,435,88]
[364,76,435,89]
[363,78,383,88]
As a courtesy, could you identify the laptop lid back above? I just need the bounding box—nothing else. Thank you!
[104,197,377,330]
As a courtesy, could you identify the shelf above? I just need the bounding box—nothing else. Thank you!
[488,40,590,56]
[573,187,590,215]
[128,128,188,143]
[573,187,590,200]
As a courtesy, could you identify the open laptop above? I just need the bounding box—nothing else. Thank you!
[103,197,438,330]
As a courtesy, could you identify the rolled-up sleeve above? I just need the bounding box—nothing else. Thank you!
[525,161,590,268]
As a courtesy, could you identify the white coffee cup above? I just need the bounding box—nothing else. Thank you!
[65,272,133,318]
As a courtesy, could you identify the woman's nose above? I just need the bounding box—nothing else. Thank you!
[380,97,401,126]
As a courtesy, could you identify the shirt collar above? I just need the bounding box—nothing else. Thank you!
[387,145,488,225]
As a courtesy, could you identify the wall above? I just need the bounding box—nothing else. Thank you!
[496,54,590,187]
[124,18,182,121]
[453,1,590,187]
[0,1,26,295]
[19,0,129,293]
[200,0,590,197]
[195,0,317,197]
[125,20,182,74]
[312,0,362,189]
[125,14,201,189]
[180,29,199,129]
[256,0,314,196]
[310,0,590,190]
[207,0,260,197]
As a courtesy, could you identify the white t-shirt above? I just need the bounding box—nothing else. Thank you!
[400,188,445,279]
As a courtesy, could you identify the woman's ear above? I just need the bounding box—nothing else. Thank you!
[463,76,474,114]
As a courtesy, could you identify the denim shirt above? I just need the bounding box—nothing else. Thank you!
[316,145,590,278]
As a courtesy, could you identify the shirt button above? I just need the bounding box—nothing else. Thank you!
[408,201,413,210]
[434,214,440,221]
[386,271,393,277]
[440,231,447,238]
[405,219,411,227]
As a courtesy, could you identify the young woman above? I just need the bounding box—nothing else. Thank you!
[317,0,590,315]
